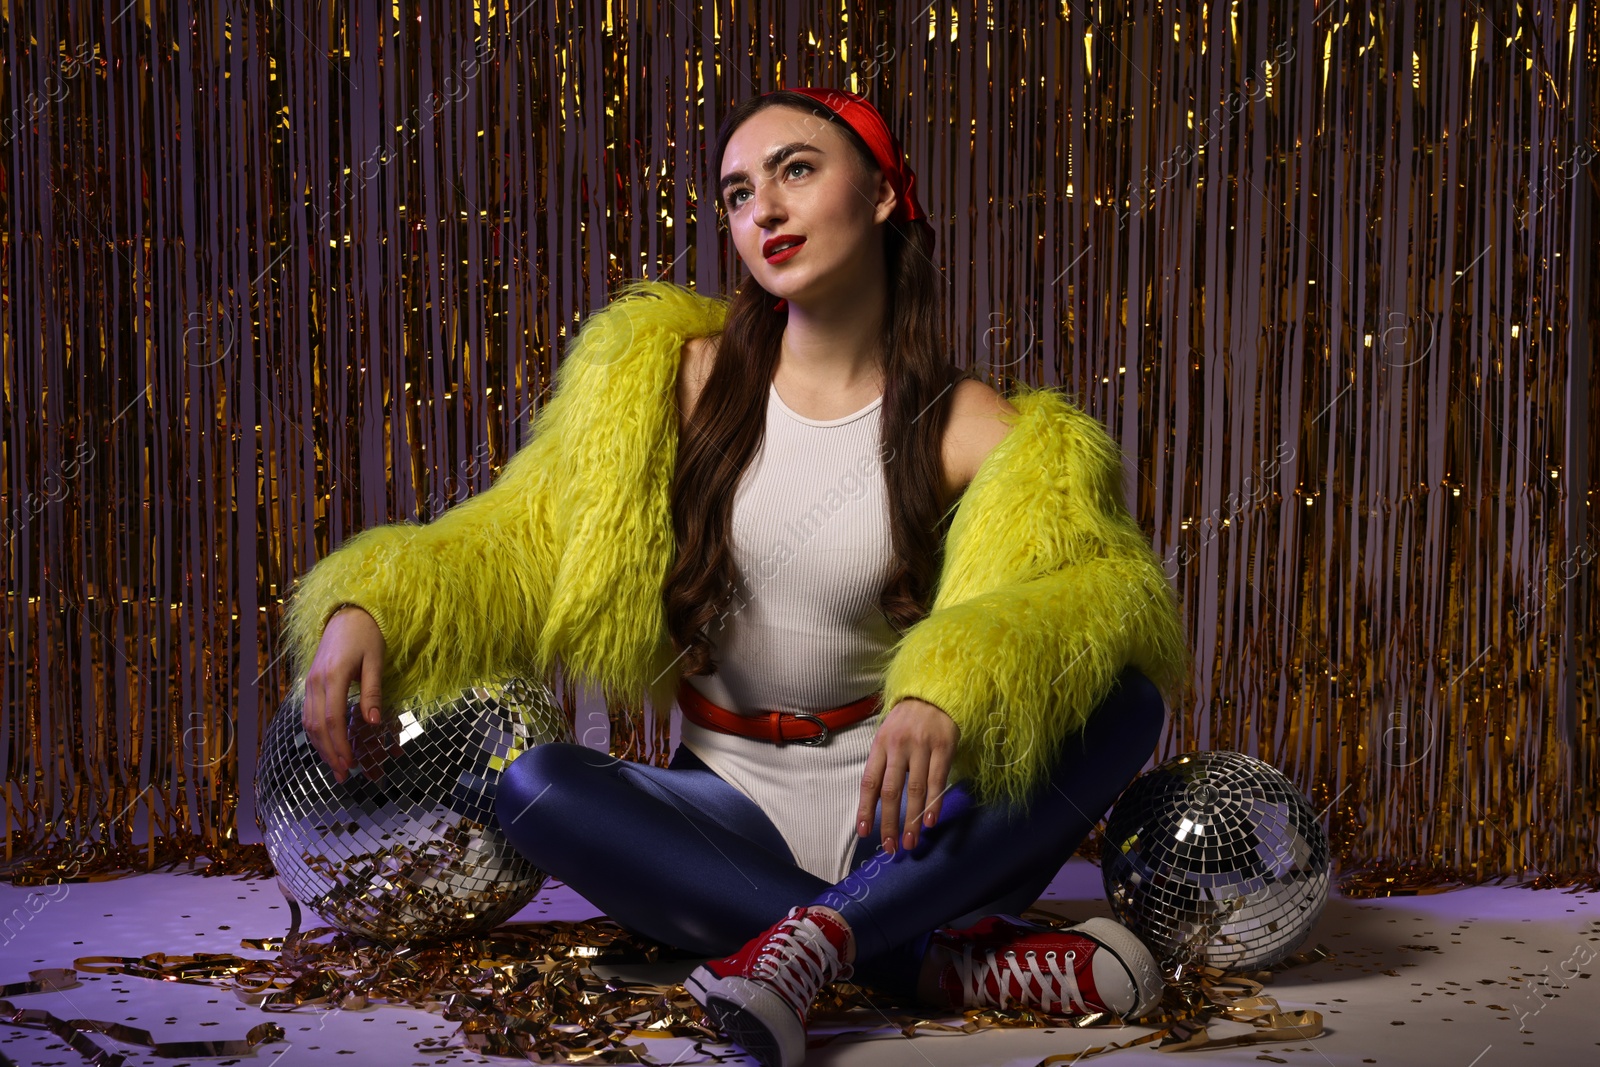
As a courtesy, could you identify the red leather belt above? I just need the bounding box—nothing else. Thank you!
[676,678,882,746]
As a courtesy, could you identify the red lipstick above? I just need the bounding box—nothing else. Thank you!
[763,234,805,262]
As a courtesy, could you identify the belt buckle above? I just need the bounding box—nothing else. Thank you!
[787,711,831,746]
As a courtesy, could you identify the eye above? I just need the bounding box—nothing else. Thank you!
[725,162,813,209]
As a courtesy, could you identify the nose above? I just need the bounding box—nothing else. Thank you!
[750,180,786,230]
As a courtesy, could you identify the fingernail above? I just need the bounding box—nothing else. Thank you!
[903,831,915,847]
[882,837,893,853]
[857,820,869,835]
[924,813,935,826]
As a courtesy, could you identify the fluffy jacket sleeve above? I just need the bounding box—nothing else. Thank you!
[878,382,1191,813]
[279,278,727,716]
[278,410,565,712]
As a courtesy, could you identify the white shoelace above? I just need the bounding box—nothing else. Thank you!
[957,946,1086,1013]
[750,913,842,1015]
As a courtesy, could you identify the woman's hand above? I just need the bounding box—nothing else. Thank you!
[301,606,386,784]
[856,698,960,854]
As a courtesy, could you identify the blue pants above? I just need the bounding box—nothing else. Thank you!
[493,667,1167,1001]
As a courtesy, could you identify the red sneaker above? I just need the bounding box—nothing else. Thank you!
[684,904,856,1067]
[920,914,1165,1020]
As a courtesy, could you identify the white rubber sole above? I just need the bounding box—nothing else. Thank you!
[684,965,806,1067]
[1068,916,1166,1020]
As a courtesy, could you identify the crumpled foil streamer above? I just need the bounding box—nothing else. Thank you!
[0,968,285,1066]
[73,920,731,1064]
[2,3,1596,893]
[28,908,1327,1063]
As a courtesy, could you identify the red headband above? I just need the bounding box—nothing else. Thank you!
[767,87,927,226]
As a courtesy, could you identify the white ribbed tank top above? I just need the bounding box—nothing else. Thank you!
[680,380,901,883]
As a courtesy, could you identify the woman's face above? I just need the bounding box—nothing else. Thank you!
[718,105,896,310]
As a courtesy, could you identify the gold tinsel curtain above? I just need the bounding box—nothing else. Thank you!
[1,0,1595,888]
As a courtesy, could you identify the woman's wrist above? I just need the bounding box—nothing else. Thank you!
[325,602,374,629]
[329,602,388,649]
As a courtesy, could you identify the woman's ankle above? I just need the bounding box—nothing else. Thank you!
[803,904,857,966]
[914,933,953,1008]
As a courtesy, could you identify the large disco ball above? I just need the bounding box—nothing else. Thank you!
[1100,750,1329,972]
[256,675,571,943]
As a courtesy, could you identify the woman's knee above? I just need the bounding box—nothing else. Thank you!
[1045,668,1167,790]
[494,741,598,833]
[1114,667,1167,748]
[1073,667,1165,760]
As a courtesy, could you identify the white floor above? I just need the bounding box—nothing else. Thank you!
[1,857,1594,1067]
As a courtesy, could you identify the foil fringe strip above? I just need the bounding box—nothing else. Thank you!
[2,0,1596,893]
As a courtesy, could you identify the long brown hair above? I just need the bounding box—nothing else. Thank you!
[663,90,975,678]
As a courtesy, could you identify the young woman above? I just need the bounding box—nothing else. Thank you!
[294,88,1184,1067]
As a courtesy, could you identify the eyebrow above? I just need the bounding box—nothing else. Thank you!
[719,142,822,197]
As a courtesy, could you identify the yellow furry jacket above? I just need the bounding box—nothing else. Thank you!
[282,279,1190,812]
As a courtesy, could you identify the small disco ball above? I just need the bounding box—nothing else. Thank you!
[256,675,571,943]
[1100,750,1330,972]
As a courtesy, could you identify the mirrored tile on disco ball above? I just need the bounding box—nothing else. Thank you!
[1102,750,1330,971]
[256,676,573,943]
